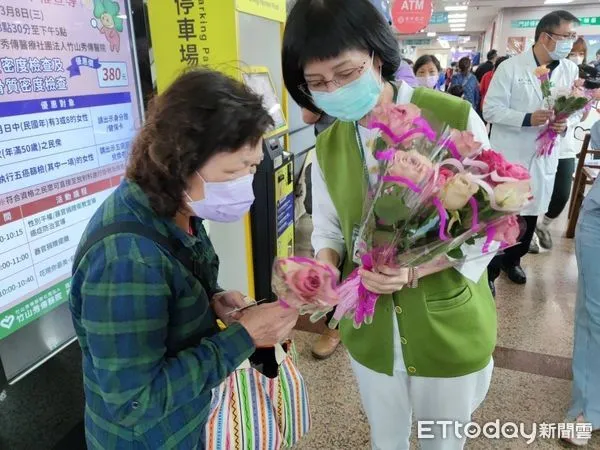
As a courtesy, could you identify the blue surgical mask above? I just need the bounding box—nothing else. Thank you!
[545,35,575,61]
[310,63,383,122]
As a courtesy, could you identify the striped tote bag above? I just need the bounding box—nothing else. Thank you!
[205,341,311,449]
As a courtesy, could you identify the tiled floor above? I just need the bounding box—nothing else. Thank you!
[291,215,600,449]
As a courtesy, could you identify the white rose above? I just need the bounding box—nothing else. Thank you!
[439,173,479,211]
[493,181,531,211]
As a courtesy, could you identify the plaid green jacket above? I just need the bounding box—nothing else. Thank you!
[69,179,255,449]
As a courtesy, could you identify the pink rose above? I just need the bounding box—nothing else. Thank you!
[590,88,600,101]
[534,66,550,82]
[388,150,433,184]
[450,130,482,158]
[574,79,585,89]
[439,173,479,210]
[370,103,422,145]
[477,149,507,173]
[493,216,521,246]
[274,259,339,310]
[436,167,455,189]
[502,163,531,181]
[572,86,586,98]
[289,267,324,299]
[477,150,530,181]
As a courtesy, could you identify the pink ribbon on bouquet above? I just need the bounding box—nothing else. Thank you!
[375,149,396,161]
[442,140,462,160]
[381,175,424,193]
[536,126,559,157]
[369,117,437,146]
[333,253,380,328]
[482,225,509,254]
[381,175,457,242]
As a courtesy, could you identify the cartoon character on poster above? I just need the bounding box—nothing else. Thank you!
[90,0,123,52]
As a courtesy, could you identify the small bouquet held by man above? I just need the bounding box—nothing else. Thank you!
[534,66,600,157]
[271,103,533,329]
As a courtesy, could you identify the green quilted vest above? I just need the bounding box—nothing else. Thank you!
[316,87,497,377]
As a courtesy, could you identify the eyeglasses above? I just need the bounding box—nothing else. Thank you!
[300,61,367,94]
[548,31,578,41]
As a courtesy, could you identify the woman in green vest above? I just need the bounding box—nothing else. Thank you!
[283,1,497,449]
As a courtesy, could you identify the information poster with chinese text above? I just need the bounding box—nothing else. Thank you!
[0,0,143,339]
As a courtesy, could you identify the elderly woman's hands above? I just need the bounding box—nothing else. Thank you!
[211,291,252,325]
[239,303,299,348]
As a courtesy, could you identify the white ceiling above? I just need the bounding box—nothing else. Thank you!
[395,0,598,39]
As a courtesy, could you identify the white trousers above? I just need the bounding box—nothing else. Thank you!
[350,319,494,450]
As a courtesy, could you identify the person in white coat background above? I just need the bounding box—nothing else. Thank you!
[483,10,580,293]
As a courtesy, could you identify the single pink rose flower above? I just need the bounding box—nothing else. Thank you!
[288,267,323,299]
[572,86,586,98]
[449,130,482,158]
[502,163,531,181]
[280,261,338,308]
[493,215,521,246]
[534,66,550,82]
[436,167,455,189]
[477,150,531,181]
[388,149,433,184]
[476,149,507,173]
[370,103,422,145]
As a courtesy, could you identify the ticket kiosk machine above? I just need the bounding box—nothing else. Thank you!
[242,68,295,302]
[146,0,291,300]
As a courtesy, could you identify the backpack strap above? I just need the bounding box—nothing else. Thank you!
[72,222,199,279]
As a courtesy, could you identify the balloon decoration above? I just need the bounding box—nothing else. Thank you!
[391,0,433,35]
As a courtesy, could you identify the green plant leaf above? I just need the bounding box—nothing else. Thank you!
[373,137,389,153]
[447,248,464,259]
[373,229,397,248]
[374,195,410,225]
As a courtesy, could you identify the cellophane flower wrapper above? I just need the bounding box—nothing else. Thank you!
[271,256,340,322]
[332,104,533,329]
[536,79,594,157]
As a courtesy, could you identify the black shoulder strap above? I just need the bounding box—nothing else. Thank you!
[72,222,198,277]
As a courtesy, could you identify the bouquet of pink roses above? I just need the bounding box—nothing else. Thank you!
[271,257,339,321]
[331,104,532,329]
[535,68,595,157]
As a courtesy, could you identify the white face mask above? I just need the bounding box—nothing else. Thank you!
[186,173,255,223]
[416,75,439,89]
[569,55,584,65]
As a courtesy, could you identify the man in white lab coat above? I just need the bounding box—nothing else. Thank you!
[484,10,580,290]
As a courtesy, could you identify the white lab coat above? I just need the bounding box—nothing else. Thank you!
[483,49,580,216]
